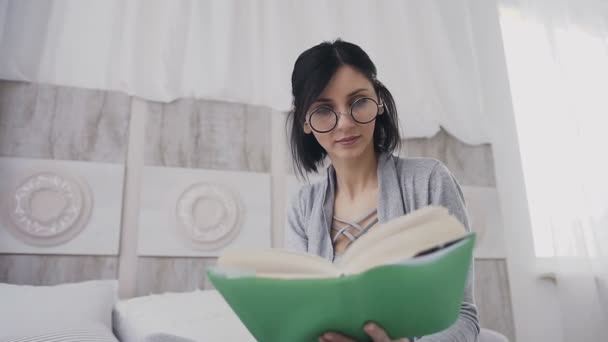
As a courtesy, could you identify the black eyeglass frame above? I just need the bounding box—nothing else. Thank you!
[304,97,384,133]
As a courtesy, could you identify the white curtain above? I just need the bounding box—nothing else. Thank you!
[0,0,491,144]
[498,0,608,340]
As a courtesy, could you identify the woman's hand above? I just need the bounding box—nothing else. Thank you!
[318,322,410,342]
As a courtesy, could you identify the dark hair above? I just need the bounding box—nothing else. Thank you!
[287,39,401,178]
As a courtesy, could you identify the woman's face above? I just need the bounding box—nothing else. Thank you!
[303,65,383,162]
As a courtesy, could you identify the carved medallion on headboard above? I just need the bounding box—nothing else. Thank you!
[5,172,93,246]
[175,183,243,251]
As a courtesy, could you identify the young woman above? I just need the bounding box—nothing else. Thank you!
[286,40,480,342]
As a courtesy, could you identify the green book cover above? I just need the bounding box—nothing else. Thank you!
[208,234,475,342]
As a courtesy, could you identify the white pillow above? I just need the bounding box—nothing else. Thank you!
[142,333,197,342]
[113,289,256,342]
[0,280,118,339]
[0,323,119,342]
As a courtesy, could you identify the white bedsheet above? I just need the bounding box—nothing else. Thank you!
[113,289,256,342]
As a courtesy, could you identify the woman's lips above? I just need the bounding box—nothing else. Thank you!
[335,135,360,146]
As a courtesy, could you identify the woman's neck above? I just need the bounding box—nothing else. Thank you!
[331,148,379,201]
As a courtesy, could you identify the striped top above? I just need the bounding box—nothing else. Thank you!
[331,207,379,263]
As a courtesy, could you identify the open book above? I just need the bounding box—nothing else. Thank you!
[208,206,475,342]
[216,206,470,277]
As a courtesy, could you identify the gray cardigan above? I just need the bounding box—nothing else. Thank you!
[285,153,480,341]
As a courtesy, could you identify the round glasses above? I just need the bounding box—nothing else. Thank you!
[305,97,383,133]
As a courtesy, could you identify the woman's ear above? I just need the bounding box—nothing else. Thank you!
[378,102,385,115]
[303,122,312,134]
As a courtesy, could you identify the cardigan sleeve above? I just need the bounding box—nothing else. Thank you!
[285,188,309,253]
[414,161,480,342]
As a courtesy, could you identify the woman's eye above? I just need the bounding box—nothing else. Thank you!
[352,98,367,108]
[314,108,333,116]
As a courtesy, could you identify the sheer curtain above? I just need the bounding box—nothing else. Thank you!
[498,0,608,340]
[0,0,491,143]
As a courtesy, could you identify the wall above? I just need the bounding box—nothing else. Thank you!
[0,80,514,340]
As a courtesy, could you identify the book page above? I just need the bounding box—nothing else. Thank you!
[337,206,449,266]
[217,248,339,277]
[338,209,467,274]
[340,222,466,274]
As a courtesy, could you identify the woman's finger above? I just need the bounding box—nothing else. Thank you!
[321,332,356,342]
[364,322,391,342]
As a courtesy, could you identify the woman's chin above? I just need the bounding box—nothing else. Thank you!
[329,142,372,161]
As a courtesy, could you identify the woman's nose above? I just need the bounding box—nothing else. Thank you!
[335,107,356,129]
